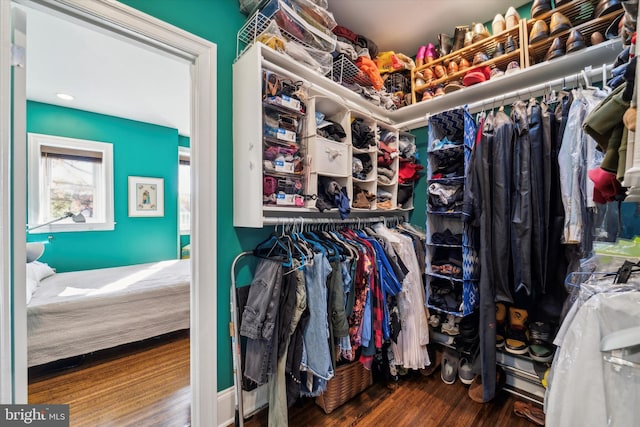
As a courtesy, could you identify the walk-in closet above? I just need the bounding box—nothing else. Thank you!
[231,1,640,426]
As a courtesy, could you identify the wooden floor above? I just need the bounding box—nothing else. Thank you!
[243,371,538,427]
[29,333,540,427]
[28,330,191,427]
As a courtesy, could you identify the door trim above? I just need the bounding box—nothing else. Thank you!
[1,1,218,425]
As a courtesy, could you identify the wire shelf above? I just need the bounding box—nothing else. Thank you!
[331,55,373,87]
[237,10,313,59]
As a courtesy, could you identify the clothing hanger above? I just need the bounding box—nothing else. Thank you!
[253,231,293,268]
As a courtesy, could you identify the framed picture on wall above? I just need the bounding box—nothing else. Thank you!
[128,176,164,217]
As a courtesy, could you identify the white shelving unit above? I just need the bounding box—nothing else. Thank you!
[233,44,417,227]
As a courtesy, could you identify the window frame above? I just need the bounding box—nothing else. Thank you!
[27,133,115,233]
[178,145,191,234]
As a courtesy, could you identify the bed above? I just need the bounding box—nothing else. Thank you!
[27,259,190,367]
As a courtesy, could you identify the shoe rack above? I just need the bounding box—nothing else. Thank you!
[496,349,546,405]
[524,0,625,67]
[410,22,527,104]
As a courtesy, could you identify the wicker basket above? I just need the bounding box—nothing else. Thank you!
[315,361,373,414]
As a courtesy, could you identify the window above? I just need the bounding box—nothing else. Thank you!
[178,146,190,233]
[28,133,114,233]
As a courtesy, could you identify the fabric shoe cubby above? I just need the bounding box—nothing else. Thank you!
[426,107,479,316]
[376,123,399,209]
[350,113,378,210]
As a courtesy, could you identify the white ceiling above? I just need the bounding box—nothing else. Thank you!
[327,0,531,56]
[20,4,191,136]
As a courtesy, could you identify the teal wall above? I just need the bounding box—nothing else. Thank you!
[26,101,180,272]
[411,127,428,231]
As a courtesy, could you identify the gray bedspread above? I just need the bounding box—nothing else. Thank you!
[28,259,190,367]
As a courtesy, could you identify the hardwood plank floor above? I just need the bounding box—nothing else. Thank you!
[28,330,191,427]
[244,371,539,427]
[29,333,542,426]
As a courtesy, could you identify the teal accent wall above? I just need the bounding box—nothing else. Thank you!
[26,101,180,272]
[410,127,429,231]
[178,134,190,148]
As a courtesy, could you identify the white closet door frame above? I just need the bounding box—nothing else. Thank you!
[0,0,218,425]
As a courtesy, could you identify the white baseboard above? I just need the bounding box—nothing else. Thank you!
[217,384,269,427]
[217,387,235,427]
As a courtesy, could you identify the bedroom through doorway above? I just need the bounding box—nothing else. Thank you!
[3,0,218,424]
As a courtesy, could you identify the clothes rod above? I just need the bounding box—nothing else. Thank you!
[262,214,408,226]
[463,63,614,114]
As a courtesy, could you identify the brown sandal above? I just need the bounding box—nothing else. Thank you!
[513,400,545,426]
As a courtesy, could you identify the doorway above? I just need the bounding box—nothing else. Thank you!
[0,0,217,424]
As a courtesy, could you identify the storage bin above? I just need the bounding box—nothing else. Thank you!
[315,362,373,414]
[314,137,349,176]
[263,173,305,207]
[261,0,336,52]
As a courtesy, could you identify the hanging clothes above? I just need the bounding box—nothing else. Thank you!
[558,87,607,248]
[546,281,640,427]
[373,223,430,370]
[237,220,428,426]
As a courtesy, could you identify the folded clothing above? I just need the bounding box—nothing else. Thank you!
[428,182,463,208]
[351,118,376,149]
[399,162,423,184]
[352,153,373,179]
[317,119,346,142]
[431,136,463,151]
[397,184,413,208]
[316,176,350,218]
[352,185,376,209]
[377,188,393,201]
[431,229,463,245]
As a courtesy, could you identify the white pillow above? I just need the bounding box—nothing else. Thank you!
[25,261,55,305]
[27,261,55,282]
[26,276,38,305]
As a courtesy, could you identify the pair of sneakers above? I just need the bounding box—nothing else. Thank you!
[441,348,474,385]
[496,303,555,361]
[495,304,530,355]
[441,314,460,336]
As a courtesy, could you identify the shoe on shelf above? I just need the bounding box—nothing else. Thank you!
[492,13,506,35]
[458,357,474,384]
[505,6,521,30]
[495,302,507,348]
[550,11,571,35]
[428,312,441,328]
[529,19,550,44]
[441,314,460,336]
[528,321,555,362]
[544,37,565,62]
[566,29,586,53]
[441,348,459,384]
[506,307,530,355]
[531,0,551,18]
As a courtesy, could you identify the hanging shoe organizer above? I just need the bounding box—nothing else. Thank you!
[425,107,479,317]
